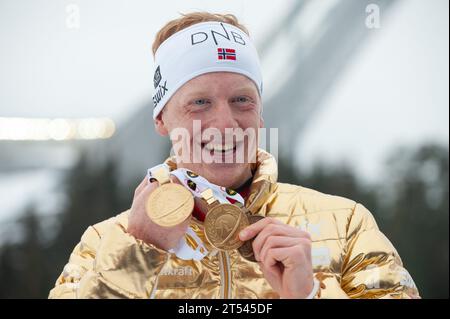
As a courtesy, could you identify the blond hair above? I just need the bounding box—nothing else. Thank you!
[152,12,249,57]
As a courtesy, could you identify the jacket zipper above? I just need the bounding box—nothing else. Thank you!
[219,251,231,299]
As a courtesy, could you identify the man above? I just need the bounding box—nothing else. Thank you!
[49,12,419,299]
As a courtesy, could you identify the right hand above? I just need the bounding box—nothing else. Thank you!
[127,176,192,251]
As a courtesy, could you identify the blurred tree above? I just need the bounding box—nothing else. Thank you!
[380,144,449,298]
[0,207,51,298]
[0,152,131,298]
[51,153,123,253]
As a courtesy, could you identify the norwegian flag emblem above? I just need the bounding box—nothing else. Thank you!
[217,48,236,61]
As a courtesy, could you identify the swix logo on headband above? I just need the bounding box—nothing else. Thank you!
[152,65,168,108]
[153,80,168,108]
[217,48,236,61]
[153,66,162,89]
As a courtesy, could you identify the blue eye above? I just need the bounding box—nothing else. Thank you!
[193,99,209,106]
[233,96,251,104]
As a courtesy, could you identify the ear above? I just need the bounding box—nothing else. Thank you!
[154,112,169,136]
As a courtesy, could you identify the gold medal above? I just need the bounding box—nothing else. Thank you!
[202,189,249,251]
[204,203,249,250]
[145,167,194,228]
[237,214,265,262]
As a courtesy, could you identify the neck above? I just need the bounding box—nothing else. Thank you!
[235,176,253,192]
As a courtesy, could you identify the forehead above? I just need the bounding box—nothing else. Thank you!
[174,72,259,97]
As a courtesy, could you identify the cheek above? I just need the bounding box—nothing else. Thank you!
[163,109,190,132]
[162,101,189,127]
[239,116,261,131]
[172,126,203,153]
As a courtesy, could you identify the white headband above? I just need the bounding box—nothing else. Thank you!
[152,21,263,119]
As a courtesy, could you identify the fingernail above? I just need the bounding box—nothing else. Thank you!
[239,230,248,239]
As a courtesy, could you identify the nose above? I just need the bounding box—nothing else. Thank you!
[209,100,239,131]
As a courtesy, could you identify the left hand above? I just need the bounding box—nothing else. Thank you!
[239,217,314,298]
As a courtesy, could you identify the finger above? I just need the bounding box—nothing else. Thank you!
[259,236,304,263]
[264,246,297,268]
[264,245,308,269]
[252,224,311,261]
[134,176,150,197]
[138,178,160,198]
[239,217,283,241]
[258,261,282,290]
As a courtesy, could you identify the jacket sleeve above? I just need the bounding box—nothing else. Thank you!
[48,221,169,299]
[333,203,420,299]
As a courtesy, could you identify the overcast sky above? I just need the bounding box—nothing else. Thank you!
[297,0,449,181]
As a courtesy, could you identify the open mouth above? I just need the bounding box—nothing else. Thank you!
[199,141,244,163]
[201,142,237,154]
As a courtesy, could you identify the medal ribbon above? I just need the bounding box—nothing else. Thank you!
[147,164,245,206]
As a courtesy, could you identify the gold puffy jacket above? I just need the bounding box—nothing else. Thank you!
[49,150,420,299]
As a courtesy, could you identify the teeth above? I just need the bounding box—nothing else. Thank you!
[204,143,234,152]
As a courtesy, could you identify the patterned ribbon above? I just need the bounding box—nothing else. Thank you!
[147,164,245,205]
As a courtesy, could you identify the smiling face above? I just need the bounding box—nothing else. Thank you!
[155,72,263,189]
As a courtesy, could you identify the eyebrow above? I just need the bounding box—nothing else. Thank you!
[183,85,258,100]
[183,90,211,99]
[231,85,259,95]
